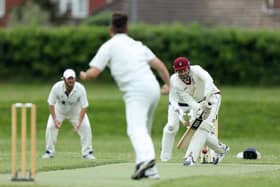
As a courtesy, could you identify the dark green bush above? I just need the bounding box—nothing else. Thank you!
[0,24,279,85]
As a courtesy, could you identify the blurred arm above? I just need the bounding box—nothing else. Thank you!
[150,57,170,95]
[74,107,87,132]
[49,105,61,128]
[80,67,102,80]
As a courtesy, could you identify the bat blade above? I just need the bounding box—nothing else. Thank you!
[176,112,204,149]
[176,127,195,149]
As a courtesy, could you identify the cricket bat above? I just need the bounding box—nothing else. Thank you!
[176,112,204,149]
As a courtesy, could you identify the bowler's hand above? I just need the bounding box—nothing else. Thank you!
[80,71,87,80]
[161,84,170,95]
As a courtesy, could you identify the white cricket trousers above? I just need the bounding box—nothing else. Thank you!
[45,113,93,156]
[161,93,222,161]
[184,124,225,161]
[160,105,184,161]
[185,93,224,161]
[125,86,160,164]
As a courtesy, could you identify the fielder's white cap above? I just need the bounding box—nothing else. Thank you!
[63,69,76,79]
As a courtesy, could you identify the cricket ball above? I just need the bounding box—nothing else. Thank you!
[202,148,208,154]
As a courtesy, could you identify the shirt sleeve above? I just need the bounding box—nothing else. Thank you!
[48,84,57,105]
[89,43,110,71]
[143,45,156,63]
[195,66,214,99]
[169,89,179,110]
[183,93,200,111]
[79,85,89,108]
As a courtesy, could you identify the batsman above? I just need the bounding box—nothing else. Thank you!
[160,57,230,166]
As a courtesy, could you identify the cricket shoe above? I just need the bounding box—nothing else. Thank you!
[42,150,54,159]
[83,151,96,160]
[131,159,156,180]
[213,145,230,165]
[144,165,160,180]
[183,156,194,166]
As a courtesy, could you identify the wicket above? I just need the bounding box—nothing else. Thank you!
[11,103,36,181]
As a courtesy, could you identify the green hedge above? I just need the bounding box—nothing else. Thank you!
[0,24,280,85]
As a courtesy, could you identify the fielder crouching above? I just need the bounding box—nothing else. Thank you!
[160,57,230,166]
[42,69,95,160]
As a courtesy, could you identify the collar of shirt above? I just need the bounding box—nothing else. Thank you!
[113,33,128,38]
[63,83,76,97]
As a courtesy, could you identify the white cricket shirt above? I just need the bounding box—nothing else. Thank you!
[169,65,220,110]
[48,81,89,115]
[88,34,159,93]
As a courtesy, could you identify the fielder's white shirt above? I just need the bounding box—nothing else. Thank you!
[169,65,220,110]
[89,34,158,93]
[48,81,89,116]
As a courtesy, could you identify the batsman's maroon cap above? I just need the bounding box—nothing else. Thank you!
[173,57,190,71]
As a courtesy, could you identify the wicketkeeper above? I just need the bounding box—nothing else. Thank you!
[160,57,229,166]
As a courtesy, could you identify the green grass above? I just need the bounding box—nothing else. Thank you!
[1,83,280,138]
[151,169,280,187]
[1,163,280,187]
[0,83,280,187]
[1,136,280,174]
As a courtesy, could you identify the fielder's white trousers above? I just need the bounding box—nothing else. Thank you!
[45,113,93,156]
[125,87,160,164]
